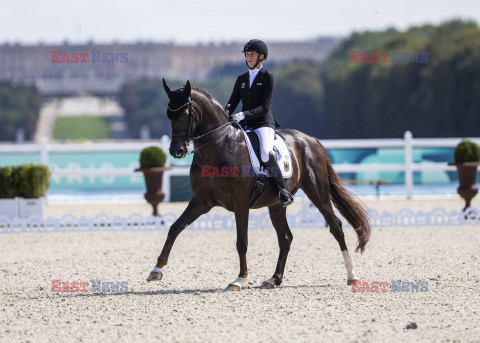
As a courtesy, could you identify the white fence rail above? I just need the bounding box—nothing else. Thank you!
[1,131,479,200]
[1,205,479,234]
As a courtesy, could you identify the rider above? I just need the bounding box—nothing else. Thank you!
[226,39,294,207]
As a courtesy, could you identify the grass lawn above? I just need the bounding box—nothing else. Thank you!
[53,115,112,140]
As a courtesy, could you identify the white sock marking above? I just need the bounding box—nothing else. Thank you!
[342,250,358,281]
[151,266,163,274]
[229,277,247,288]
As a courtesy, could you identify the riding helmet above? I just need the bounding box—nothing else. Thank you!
[242,39,268,59]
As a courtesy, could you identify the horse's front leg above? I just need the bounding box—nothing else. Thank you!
[225,208,249,291]
[146,197,211,281]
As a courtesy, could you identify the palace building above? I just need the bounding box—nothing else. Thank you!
[0,38,339,95]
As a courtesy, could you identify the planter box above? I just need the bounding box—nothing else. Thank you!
[0,198,19,218]
[19,198,46,219]
[136,167,171,216]
[0,197,46,219]
[448,162,480,211]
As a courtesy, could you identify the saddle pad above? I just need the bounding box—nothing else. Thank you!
[241,129,293,179]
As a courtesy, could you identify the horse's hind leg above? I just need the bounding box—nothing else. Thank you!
[301,178,361,286]
[331,215,360,285]
[260,204,293,289]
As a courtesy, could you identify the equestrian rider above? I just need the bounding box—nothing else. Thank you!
[226,39,294,207]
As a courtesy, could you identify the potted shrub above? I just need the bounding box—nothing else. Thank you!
[449,139,480,211]
[135,146,170,216]
[0,164,50,219]
[0,166,18,218]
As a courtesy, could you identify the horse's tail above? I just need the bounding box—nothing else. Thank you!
[316,139,371,253]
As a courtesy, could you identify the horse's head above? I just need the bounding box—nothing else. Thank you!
[163,79,198,159]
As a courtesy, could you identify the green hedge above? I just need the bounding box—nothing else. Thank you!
[139,146,167,169]
[454,139,480,163]
[0,164,50,198]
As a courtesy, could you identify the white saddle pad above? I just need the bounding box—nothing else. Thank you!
[241,129,293,179]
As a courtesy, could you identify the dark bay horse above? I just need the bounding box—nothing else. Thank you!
[146,79,371,290]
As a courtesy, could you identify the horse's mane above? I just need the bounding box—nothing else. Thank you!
[191,85,224,113]
[191,85,213,101]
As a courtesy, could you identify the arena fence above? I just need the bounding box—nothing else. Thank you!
[0,197,478,234]
[1,132,479,200]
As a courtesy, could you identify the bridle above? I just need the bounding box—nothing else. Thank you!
[168,98,233,154]
[169,99,197,143]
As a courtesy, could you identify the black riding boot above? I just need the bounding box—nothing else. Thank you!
[265,151,294,207]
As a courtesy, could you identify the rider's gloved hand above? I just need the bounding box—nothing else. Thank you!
[231,112,245,123]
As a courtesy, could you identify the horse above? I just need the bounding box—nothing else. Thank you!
[146,79,371,291]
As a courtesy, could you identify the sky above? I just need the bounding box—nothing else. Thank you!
[1,0,479,44]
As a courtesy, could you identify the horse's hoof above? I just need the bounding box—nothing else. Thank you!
[224,284,241,292]
[347,279,361,286]
[260,279,277,289]
[146,271,163,282]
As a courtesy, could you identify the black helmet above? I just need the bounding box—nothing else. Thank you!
[242,39,268,59]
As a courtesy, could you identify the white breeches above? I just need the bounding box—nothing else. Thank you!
[254,126,275,163]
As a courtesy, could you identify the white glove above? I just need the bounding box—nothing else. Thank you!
[232,112,245,122]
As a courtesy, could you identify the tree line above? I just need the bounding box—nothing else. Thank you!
[321,19,480,138]
[1,19,478,141]
[0,82,41,141]
[120,19,480,139]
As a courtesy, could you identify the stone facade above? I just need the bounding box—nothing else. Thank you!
[0,38,339,95]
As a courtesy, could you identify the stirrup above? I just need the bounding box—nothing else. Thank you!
[279,190,294,207]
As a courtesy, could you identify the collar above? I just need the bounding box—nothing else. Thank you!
[249,65,262,76]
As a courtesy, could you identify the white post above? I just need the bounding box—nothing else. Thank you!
[160,135,171,202]
[163,171,171,202]
[40,137,49,166]
[404,131,413,199]
[160,135,170,153]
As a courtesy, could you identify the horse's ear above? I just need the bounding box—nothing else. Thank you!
[163,78,173,98]
[184,80,191,97]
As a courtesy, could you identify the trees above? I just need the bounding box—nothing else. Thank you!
[119,79,170,139]
[118,19,480,139]
[321,19,480,138]
[274,62,325,136]
[0,82,41,142]
[119,78,235,139]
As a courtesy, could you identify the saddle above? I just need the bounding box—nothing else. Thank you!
[241,129,293,208]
